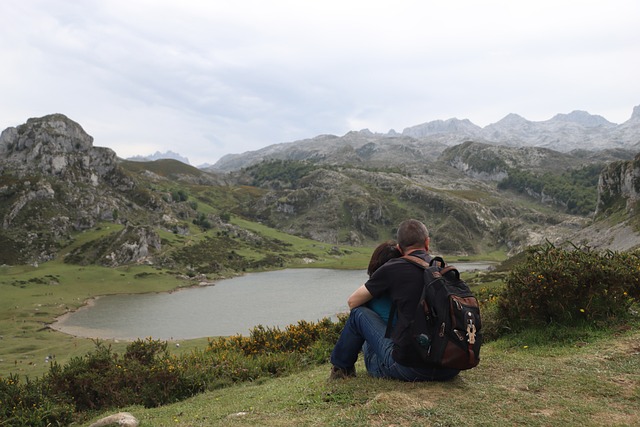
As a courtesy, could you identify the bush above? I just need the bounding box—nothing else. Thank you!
[497,243,640,329]
[0,374,73,427]
[207,316,346,356]
[0,317,347,426]
[46,338,204,411]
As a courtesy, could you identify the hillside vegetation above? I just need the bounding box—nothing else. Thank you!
[2,114,640,271]
[497,164,603,215]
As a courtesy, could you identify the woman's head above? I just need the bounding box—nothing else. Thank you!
[367,240,402,277]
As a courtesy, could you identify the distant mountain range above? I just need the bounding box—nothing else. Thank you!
[127,150,191,165]
[123,106,640,172]
[208,105,640,172]
[389,106,639,147]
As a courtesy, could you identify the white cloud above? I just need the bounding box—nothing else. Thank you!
[1,0,639,165]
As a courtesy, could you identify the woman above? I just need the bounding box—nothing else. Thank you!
[365,240,401,325]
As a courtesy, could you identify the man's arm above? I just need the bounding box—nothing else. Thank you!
[347,284,373,309]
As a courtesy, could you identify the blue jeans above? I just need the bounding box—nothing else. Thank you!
[330,306,459,381]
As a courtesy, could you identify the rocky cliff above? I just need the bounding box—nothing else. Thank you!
[596,153,640,215]
[0,114,154,264]
[0,114,120,183]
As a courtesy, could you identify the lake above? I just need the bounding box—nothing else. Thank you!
[52,263,493,340]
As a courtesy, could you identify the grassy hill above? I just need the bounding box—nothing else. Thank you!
[86,324,640,426]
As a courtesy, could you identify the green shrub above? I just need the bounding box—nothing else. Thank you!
[497,243,640,329]
[46,338,203,411]
[0,374,73,427]
[1,317,347,426]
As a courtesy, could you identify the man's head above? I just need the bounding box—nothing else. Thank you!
[396,219,429,254]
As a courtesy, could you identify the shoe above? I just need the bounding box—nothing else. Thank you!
[329,365,356,380]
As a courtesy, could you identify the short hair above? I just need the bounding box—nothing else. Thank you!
[396,219,429,252]
[367,240,401,277]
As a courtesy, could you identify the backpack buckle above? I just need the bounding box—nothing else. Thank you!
[466,322,477,345]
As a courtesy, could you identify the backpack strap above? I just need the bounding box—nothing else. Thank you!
[403,255,460,280]
[401,255,430,269]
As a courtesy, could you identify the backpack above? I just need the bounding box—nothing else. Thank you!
[385,255,482,370]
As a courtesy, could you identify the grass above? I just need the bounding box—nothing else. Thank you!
[230,216,376,269]
[2,243,639,426]
[0,262,192,378]
[85,324,640,426]
[0,235,375,379]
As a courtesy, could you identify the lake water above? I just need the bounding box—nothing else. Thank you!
[52,263,493,340]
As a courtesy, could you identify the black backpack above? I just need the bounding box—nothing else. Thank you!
[386,256,482,370]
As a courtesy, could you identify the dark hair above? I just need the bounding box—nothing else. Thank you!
[367,240,402,277]
[396,219,429,252]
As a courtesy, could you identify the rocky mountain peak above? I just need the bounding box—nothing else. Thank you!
[549,110,613,127]
[493,113,528,126]
[630,105,640,121]
[402,117,482,138]
[0,113,118,182]
[1,114,93,155]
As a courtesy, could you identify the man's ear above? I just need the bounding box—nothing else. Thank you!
[425,237,430,251]
[396,243,404,255]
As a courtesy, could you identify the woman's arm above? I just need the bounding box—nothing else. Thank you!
[347,284,373,309]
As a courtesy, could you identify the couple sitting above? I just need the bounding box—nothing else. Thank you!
[329,219,459,381]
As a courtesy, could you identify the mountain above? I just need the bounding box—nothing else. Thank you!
[0,114,294,269]
[207,131,449,173]
[2,113,640,269]
[402,118,482,138]
[210,105,640,172]
[127,150,191,165]
[0,114,135,264]
[549,110,613,127]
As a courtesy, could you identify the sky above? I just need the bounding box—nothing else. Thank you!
[1,1,639,166]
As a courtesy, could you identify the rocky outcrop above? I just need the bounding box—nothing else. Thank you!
[104,225,161,266]
[0,115,150,264]
[596,153,640,215]
[64,225,161,266]
[0,114,119,183]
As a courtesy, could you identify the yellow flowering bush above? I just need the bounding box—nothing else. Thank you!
[207,316,345,356]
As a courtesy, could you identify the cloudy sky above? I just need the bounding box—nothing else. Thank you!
[1,1,639,166]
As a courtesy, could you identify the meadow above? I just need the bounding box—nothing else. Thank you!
[1,244,639,426]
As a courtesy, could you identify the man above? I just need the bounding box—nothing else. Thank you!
[329,219,460,381]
